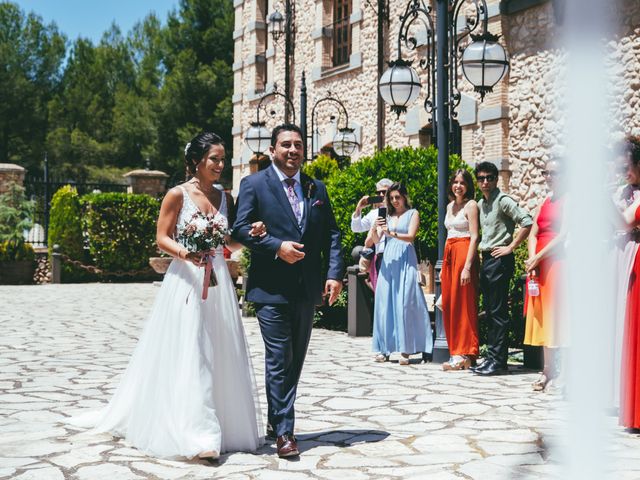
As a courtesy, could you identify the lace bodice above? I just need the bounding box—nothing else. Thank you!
[444,205,470,239]
[175,185,228,252]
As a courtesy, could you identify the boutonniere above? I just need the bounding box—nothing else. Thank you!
[312,199,324,207]
[303,179,317,199]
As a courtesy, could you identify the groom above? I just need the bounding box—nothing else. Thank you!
[232,124,344,458]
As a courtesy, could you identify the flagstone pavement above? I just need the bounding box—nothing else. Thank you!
[2,283,640,480]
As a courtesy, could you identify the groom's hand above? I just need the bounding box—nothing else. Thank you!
[277,241,305,264]
[324,279,343,306]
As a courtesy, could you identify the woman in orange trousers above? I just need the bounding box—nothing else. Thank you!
[440,169,480,370]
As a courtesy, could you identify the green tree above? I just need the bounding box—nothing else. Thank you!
[0,2,66,172]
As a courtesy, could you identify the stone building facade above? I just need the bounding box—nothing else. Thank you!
[232,0,640,206]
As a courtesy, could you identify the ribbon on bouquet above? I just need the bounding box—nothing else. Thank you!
[201,251,218,300]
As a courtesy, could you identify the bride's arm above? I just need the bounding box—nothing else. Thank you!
[156,188,203,265]
[224,193,266,252]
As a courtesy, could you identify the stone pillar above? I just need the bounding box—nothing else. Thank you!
[123,169,169,196]
[0,163,26,194]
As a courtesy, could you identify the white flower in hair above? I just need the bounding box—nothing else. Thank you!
[184,142,191,156]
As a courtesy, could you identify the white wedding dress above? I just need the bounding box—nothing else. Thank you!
[68,186,264,459]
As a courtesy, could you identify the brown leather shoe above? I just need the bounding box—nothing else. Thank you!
[276,433,299,458]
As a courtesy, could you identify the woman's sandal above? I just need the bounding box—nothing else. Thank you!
[374,353,389,363]
[532,374,549,391]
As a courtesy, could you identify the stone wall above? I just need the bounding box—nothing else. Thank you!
[232,0,640,209]
[0,163,25,194]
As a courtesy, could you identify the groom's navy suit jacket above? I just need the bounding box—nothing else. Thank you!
[232,166,344,305]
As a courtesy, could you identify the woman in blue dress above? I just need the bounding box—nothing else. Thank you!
[368,182,433,364]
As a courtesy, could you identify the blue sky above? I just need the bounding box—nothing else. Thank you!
[12,0,180,42]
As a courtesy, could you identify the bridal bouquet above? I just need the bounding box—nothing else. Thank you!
[177,212,228,253]
[177,212,228,298]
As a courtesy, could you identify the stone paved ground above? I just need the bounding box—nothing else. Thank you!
[2,283,640,480]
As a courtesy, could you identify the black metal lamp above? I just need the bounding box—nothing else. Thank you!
[378,59,422,118]
[460,32,509,101]
[244,121,272,154]
[333,127,359,157]
[268,9,285,42]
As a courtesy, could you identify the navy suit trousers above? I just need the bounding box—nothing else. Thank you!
[255,300,315,437]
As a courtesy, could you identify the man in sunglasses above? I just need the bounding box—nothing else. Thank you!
[472,162,532,376]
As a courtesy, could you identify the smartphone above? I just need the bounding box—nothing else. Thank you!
[367,195,383,205]
[378,206,387,218]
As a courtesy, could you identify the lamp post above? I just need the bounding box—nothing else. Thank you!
[379,0,509,362]
[244,75,359,161]
[267,1,295,122]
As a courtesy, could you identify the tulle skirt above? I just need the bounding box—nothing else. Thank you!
[67,254,264,459]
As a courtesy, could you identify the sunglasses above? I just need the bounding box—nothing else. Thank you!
[476,175,496,183]
[542,170,559,177]
[376,189,387,194]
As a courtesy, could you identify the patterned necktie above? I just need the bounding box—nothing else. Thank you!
[284,178,302,225]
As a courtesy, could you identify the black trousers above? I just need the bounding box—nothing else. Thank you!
[480,253,515,367]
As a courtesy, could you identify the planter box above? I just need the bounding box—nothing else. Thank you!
[0,260,35,285]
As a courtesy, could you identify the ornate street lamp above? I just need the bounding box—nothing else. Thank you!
[243,85,295,155]
[310,86,359,159]
[333,127,359,158]
[460,32,510,100]
[244,122,272,154]
[379,0,510,363]
[268,9,285,42]
[378,59,422,118]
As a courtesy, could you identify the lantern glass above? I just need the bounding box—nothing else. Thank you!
[333,128,358,157]
[461,39,509,90]
[244,123,272,154]
[378,62,421,110]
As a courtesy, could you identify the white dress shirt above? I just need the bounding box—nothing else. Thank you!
[351,208,385,254]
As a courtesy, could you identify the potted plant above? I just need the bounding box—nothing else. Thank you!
[0,182,36,284]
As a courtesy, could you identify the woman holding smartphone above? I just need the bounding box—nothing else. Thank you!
[368,183,433,364]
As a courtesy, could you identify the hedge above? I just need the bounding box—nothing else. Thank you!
[81,192,160,272]
[48,186,87,281]
[322,145,471,264]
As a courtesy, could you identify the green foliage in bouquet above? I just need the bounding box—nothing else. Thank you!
[82,193,160,272]
[48,185,88,281]
[325,146,471,265]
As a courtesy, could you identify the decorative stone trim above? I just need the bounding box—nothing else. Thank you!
[245,21,267,33]
[349,9,363,24]
[266,47,275,58]
[456,3,501,35]
[232,125,243,135]
[458,94,478,127]
[312,52,362,82]
[123,170,169,196]
[478,105,510,123]
[233,28,244,40]
[233,61,243,71]
[232,92,243,104]
[405,106,430,136]
[233,0,243,7]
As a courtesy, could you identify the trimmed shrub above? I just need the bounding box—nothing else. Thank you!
[0,182,34,243]
[48,185,88,281]
[82,193,160,272]
[302,154,339,181]
[325,145,471,264]
[0,240,35,261]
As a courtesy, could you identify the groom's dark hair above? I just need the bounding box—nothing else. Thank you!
[271,124,303,147]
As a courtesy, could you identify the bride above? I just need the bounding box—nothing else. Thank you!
[68,132,265,461]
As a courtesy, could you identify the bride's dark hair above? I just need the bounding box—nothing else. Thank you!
[184,132,225,175]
